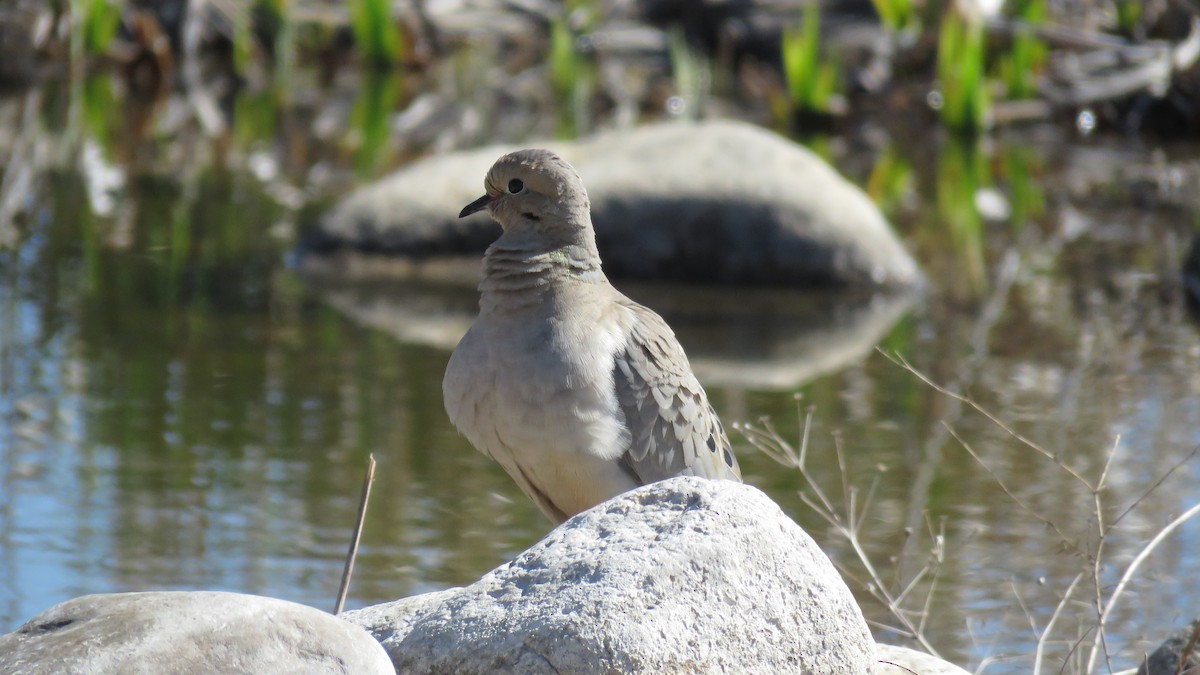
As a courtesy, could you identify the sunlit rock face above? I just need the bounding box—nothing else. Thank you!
[0,591,394,675]
[344,476,876,674]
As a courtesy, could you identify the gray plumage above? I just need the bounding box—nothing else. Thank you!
[443,149,741,524]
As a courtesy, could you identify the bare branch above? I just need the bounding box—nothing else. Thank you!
[883,351,1094,489]
[1086,503,1200,673]
[943,423,1075,545]
[1033,572,1085,675]
[1111,444,1200,529]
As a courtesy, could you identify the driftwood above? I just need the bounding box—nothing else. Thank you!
[986,17,1200,109]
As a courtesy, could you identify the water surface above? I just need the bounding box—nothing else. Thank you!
[1,73,1198,672]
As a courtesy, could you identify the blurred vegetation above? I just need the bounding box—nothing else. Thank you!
[781,3,841,117]
[998,144,1045,230]
[865,145,914,220]
[231,1,254,75]
[350,0,405,66]
[1115,0,1142,34]
[550,7,598,137]
[549,16,580,100]
[16,0,1193,143]
[349,71,403,173]
[997,0,1048,100]
[935,137,989,293]
[871,0,919,35]
[75,0,122,56]
[667,26,711,119]
[936,10,989,133]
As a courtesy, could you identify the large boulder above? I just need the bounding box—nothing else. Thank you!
[343,476,876,673]
[0,591,394,675]
[302,119,922,288]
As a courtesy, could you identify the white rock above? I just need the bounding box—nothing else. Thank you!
[344,476,875,673]
[0,591,393,675]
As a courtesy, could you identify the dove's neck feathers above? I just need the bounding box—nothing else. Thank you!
[479,212,607,312]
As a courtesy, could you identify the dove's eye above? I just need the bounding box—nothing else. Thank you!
[507,179,525,194]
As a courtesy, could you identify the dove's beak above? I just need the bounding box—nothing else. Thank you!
[459,193,494,218]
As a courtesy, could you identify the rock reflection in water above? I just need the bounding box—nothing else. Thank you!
[311,266,917,393]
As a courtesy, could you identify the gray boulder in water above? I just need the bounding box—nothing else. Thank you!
[303,119,923,289]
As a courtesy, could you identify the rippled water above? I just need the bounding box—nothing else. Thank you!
[1,72,1198,672]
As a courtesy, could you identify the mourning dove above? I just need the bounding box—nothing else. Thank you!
[443,149,742,524]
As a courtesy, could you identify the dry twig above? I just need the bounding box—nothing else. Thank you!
[887,352,1200,673]
[737,399,944,657]
[334,453,377,615]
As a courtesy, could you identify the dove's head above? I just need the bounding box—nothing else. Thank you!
[459,149,592,241]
